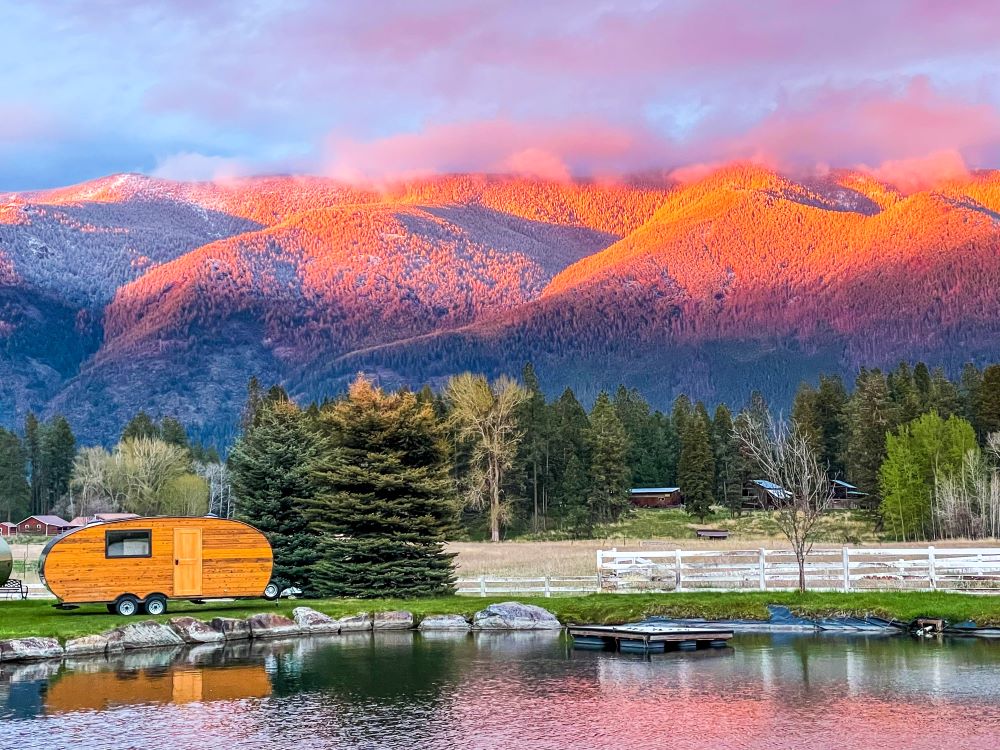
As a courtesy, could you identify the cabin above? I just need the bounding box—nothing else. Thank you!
[16,515,72,536]
[630,487,683,508]
[39,516,276,615]
[0,522,16,537]
[830,480,874,510]
[741,480,791,510]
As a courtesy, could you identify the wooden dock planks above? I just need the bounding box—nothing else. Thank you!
[568,622,734,652]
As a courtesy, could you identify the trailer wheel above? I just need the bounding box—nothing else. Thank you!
[144,595,167,616]
[115,595,140,617]
[263,582,280,600]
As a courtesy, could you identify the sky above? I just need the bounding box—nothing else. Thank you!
[2,0,1000,190]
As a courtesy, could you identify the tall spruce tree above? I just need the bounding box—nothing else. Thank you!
[549,388,591,524]
[977,364,1000,437]
[41,416,75,511]
[586,392,631,524]
[613,385,661,486]
[0,428,30,522]
[960,363,983,433]
[160,417,190,450]
[814,375,849,476]
[711,403,737,504]
[519,363,551,531]
[679,406,715,520]
[844,369,894,494]
[24,413,41,514]
[308,377,458,597]
[928,367,961,418]
[791,382,822,452]
[231,397,318,593]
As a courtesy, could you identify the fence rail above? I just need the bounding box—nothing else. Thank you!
[456,576,600,597]
[597,546,1000,593]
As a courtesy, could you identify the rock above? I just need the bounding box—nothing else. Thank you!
[374,610,414,630]
[336,613,372,632]
[210,617,252,640]
[113,620,186,650]
[472,602,562,630]
[418,614,471,631]
[0,637,63,662]
[247,612,300,639]
[168,616,225,644]
[64,631,125,656]
[292,607,339,634]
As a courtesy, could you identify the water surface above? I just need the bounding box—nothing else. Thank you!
[4,630,1000,749]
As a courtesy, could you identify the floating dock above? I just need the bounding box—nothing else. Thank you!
[568,622,734,653]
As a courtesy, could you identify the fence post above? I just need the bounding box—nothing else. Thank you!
[928,546,936,590]
[596,549,603,590]
[758,548,766,591]
[842,547,850,593]
[479,574,486,597]
[675,548,683,592]
[544,575,551,598]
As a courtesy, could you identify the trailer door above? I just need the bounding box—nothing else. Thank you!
[173,528,203,596]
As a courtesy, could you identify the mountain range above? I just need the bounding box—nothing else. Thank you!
[3,165,1000,446]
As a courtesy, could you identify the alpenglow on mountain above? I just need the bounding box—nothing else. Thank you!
[3,165,1000,446]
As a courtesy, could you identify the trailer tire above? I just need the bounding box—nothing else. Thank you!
[115,595,140,617]
[263,582,280,600]
[144,595,167,616]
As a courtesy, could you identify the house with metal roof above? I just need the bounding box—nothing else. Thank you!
[629,487,682,508]
[15,515,72,536]
[741,479,791,510]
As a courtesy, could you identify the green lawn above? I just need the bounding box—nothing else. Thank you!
[3,591,1000,643]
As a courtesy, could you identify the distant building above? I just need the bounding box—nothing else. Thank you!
[67,513,140,529]
[741,479,791,510]
[0,522,16,537]
[15,515,72,536]
[629,487,682,508]
[830,480,873,510]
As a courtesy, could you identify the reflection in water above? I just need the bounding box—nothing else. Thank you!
[4,631,1000,749]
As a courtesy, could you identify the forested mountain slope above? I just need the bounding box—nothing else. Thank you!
[3,166,1000,445]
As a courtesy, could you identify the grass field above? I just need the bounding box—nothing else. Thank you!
[3,591,1000,643]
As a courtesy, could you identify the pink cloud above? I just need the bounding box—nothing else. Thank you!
[861,150,971,194]
[324,120,667,183]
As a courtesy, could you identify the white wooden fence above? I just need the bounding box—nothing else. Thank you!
[597,547,1000,593]
[456,576,600,597]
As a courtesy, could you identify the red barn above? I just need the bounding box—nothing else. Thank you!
[15,515,71,536]
[0,522,16,537]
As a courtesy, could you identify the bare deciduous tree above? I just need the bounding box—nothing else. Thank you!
[735,415,833,592]
[445,373,528,543]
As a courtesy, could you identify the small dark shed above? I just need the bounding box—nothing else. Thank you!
[630,487,682,508]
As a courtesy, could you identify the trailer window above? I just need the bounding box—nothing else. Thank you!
[105,530,151,558]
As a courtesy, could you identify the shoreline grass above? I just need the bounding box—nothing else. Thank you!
[3,591,1000,643]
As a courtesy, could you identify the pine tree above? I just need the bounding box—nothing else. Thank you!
[791,382,821,452]
[561,452,590,536]
[231,398,319,593]
[928,367,961,418]
[711,403,737,504]
[960,363,983,433]
[977,364,1000,437]
[160,417,190,450]
[586,392,631,524]
[519,363,551,531]
[0,428,30,523]
[913,362,932,411]
[814,375,849,476]
[122,410,159,442]
[549,388,591,524]
[613,385,660,485]
[308,377,458,597]
[843,369,894,494]
[41,416,76,511]
[887,362,920,424]
[24,413,41,514]
[679,407,715,520]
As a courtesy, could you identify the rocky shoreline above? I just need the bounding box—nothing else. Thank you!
[0,601,562,663]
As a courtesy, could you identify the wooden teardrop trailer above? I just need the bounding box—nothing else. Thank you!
[39,516,277,615]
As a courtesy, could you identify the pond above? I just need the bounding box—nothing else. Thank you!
[4,631,1000,749]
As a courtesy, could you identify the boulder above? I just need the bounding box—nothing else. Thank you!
[336,613,373,632]
[374,610,414,630]
[64,631,125,657]
[168,616,226,644]
[113,620,186,650]
[292,607,339,634]
[418,614,471,631]
[210,617,252,640]
[0,637,63,662]
[472,602,562,630]
[247,613,300,639]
